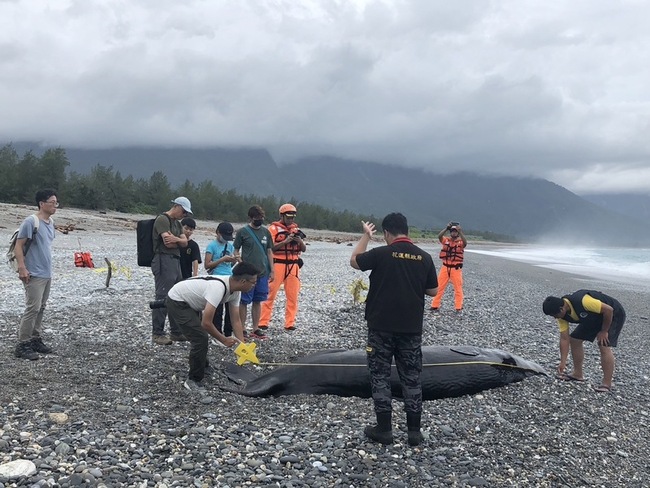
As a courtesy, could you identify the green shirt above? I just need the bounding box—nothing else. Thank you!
[153,213,183,256]
[233,225,272,276]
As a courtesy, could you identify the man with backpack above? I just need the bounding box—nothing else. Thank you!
[166,262,261,392]
[13,189,59,360]
[151,197,192,345]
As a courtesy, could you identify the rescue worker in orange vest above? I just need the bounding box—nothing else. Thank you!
[431,221,467,312]
[259,203,307,331]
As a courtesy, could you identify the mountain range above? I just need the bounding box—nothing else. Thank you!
[8,142,650,245]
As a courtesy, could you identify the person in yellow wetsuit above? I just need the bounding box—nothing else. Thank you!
[543,290,626,393]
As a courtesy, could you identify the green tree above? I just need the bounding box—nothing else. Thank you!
[0,144,19,201]
[16,151,41,202]
[64,171,100,209]
[37,147,69,191]
[0,145,380,233]
[145,171,173,212]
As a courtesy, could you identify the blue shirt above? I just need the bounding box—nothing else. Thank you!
[205,239,235,276]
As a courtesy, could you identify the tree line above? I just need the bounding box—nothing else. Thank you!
[0,144,377,232]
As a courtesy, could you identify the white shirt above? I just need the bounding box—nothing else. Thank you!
[168,276,240,311]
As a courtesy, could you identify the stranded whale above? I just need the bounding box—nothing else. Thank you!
[222,345,547,400]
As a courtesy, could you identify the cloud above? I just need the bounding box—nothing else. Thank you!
[1,0,649,194]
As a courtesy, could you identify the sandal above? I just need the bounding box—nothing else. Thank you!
[593,385,613,393]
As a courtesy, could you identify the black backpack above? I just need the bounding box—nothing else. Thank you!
[137,214,171,267]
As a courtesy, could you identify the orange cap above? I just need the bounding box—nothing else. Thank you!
[279,203,297,214]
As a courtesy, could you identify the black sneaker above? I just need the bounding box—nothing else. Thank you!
[31,338,53,354]
[251,329,267,339]
[14,342,39,361]
[364,425,393,445]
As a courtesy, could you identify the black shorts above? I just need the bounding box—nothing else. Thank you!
[570,308,626,347]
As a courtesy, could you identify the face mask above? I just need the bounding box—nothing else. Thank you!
[252,219,264,227]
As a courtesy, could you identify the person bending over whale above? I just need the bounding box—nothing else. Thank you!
[350,213,438,446]
[166,261,261,392]
[543,290,626,393]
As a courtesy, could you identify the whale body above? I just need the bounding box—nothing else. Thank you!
[222,345,547,400]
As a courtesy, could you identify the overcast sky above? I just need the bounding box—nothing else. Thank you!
[1,0,649,195]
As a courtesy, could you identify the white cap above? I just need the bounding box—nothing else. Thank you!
[171,197,192,214]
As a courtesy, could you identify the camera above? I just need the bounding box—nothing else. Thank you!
[291,229,307,239]
[149,299,167,309]
[450,222,460,227]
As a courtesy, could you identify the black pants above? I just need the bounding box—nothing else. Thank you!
[213,302,232,336]
[366,330,422,415]
[166,298,208,382]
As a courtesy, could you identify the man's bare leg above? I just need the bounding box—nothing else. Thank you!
[568,338,585,379]
[599,345,615,388]
[251,302,262,332]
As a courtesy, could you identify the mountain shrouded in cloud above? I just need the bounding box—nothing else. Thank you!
[1,0,650,195]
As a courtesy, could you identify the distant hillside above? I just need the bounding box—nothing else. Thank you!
[6,142,650,245]
[280,159,650,245]
[582,193,650,226]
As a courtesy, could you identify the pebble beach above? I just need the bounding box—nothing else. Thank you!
[1,204,649,488]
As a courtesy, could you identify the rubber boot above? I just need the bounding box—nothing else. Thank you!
[364,411,393,445]
[407,412,424,447]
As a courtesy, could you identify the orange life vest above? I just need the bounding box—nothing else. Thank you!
[270,221,302,262]
[74,251,95,268]
[439,237,464,268]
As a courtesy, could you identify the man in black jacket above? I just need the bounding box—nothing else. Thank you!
[543,290,626,393]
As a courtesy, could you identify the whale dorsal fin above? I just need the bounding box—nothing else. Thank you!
[449,346,481,357]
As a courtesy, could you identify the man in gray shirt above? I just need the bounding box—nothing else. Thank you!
[13,189,59,360]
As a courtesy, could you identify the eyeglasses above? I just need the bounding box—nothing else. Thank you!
[283,213,297,218]
[244,279,257,285]
[44,200,60,207]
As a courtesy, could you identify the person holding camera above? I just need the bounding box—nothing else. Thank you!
[431,221,467,312]
[259,203,307,332]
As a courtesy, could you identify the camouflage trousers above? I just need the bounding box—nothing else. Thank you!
[366,330,422,415]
